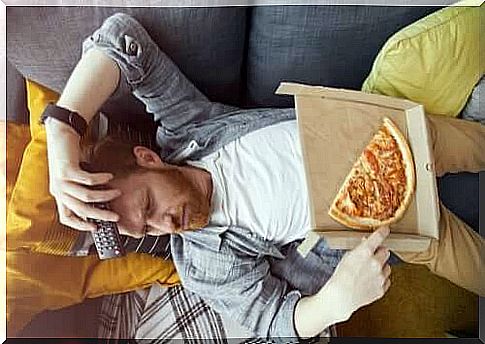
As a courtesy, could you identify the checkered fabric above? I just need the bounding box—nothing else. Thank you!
[97,284,335,342]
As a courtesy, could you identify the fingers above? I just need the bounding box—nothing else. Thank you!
[383,276,391,292]
[379,264,391,298]
[116,223,146,239]
[382,264,391,281]
[61,194,120,222]
[56,202,96,232]
[65,168,114,186]
[362,226,390,253]
[374,246,391,266]
[63,182,121,203]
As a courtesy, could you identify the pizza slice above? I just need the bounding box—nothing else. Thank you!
[328,117,415,230]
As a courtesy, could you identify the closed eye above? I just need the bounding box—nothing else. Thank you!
[144,188,151,218]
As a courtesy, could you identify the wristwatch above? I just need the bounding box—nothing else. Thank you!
[39,103,88,137]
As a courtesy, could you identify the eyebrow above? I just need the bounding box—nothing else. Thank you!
[140,188,151,236]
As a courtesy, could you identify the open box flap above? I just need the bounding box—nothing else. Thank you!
[297,231,432,257]
[276,82,420,111]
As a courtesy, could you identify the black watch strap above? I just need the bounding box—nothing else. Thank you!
[39,103,88,137]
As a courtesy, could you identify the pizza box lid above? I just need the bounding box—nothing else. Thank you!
[275,82,440,254]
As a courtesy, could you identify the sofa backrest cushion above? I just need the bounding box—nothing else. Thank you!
[7,7,248,117]
[246,5,442,108]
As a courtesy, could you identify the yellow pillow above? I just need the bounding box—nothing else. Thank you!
[7,80,75,253]
[362,4,483,117]
[5,122,31,205]
[6,80,180,336]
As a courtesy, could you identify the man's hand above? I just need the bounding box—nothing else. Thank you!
[46,118,121,232]
[295,226,391,338]
[324,226,392,321]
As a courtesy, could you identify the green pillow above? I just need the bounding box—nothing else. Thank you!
[362,2,483,117]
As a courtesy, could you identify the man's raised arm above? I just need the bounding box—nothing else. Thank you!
[45,48,123,232]
[55,49,120,123]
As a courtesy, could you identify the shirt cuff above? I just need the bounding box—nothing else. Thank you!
[271,289,302,340]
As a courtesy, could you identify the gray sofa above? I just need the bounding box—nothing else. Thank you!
[6,5,481,338]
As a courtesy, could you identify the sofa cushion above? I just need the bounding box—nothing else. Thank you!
[438,172,480,232]
[461,76,484,124]
[246,5,441,108]
[362,5,483,117]
[5,122,31,205]
[6,7,248,118]
[6,60,29,124]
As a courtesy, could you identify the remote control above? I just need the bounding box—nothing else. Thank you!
[88,202,126,260]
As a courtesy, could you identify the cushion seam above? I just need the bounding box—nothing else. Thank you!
[383,7,471,52]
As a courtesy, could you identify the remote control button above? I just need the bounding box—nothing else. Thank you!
[115,250,120,255]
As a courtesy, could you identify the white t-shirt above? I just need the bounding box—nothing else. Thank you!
[187,120,311,245]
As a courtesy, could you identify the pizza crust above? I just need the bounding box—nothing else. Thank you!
[328,117,416,230]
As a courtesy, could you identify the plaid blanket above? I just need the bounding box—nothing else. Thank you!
[98,283,335,343]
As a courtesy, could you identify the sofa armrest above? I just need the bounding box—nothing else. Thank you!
[7,60,29,124]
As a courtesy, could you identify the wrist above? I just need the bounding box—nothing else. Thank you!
[44,117,81,138]
[41,103,88,137]
[44,117,82,163]
[317,280,353,323]
[294,284,351,339]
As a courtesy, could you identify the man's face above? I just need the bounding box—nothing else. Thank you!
[107,148,211,238]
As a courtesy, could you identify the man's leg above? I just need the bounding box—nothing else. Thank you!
[395,116,485,296]
[427,115,485,176]
[394,203,484,296]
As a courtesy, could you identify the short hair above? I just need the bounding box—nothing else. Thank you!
[81,136,143,179]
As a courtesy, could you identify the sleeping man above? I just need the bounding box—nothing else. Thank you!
[43,13,484,339]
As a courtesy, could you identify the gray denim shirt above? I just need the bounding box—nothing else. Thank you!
[84,13,359,340]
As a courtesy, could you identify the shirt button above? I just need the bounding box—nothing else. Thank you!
[93,33,101,43]
[128,42,137,55]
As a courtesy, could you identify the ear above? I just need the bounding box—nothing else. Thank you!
[133,146,165,168]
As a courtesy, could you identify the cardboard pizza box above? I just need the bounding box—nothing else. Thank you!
[275,82,440,254]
